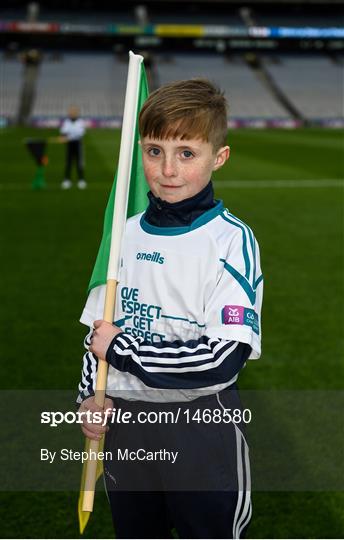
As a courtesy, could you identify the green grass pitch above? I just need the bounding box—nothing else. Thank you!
[0,126,343,538]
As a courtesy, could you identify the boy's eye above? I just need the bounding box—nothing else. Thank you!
[181,150,194,159]
[148,147,160,157]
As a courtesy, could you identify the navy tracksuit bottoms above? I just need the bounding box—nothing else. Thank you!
[104,386,251,539]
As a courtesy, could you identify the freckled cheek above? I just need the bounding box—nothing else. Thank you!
[182,164,207,185]
[143,161,160,183]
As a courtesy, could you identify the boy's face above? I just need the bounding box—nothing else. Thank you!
[141,136,230,203]
[68,106,79,119]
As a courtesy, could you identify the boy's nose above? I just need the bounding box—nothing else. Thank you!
[162,158,177,177]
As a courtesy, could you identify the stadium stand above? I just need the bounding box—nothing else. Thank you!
[1,51,342,121]
[266,55,343,119]
[254,14,340,28]
[148,13,244,24]
[157,54,290,119]
[32,53,128,117]
[2,52,290,119]
[0,8,136,24]
[32,53,291,119]
[0,57,22,117]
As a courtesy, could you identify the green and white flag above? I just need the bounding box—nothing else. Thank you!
[88,60,149,292]
[78,51,149,534]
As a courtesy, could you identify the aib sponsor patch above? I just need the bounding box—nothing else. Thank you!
[221,305,259,335]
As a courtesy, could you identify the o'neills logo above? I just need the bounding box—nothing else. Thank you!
[136,251,165,264]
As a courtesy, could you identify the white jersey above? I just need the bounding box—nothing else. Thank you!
[78,201,263,403]
[60,118,85,141]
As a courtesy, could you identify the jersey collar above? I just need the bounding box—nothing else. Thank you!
[144,181,217,228]
[141,181,224,235]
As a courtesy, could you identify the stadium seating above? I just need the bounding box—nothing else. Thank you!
[266,55,343,119]
[0,8,135,24]
[157,54,289,119]
[0,57,22,117]
[255,14,340,27]
[1,51,342,120]
[2,52,288,119]
[31,53,127,117]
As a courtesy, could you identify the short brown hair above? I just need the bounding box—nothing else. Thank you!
[139,78,228,151]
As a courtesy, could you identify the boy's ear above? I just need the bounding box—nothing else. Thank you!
[213,146,230,171]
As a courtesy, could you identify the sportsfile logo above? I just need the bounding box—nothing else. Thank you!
[136,251,165,264]
[222,305,259,335]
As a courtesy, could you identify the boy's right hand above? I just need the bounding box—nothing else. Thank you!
[78,396,114,441]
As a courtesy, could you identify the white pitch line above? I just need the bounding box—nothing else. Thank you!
[0,179,343,190]
[214,179,344,188]
[0,182,111,190]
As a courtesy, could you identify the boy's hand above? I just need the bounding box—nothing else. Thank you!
[89,320,122,360]
[79,396,114,440]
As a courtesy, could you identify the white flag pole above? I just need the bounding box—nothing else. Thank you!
[108,51,144,281]
[81,51,144,512]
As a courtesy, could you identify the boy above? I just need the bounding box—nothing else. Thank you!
[77,79,263,539]
[60,105,87,190]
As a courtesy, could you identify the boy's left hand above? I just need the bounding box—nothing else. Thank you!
[89,320,122,360]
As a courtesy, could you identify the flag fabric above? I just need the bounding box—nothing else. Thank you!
[78,56,149,534]
[88,62,150,292]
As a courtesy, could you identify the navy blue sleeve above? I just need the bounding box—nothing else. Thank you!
[76,328,98,404]
[106,333,251,390]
